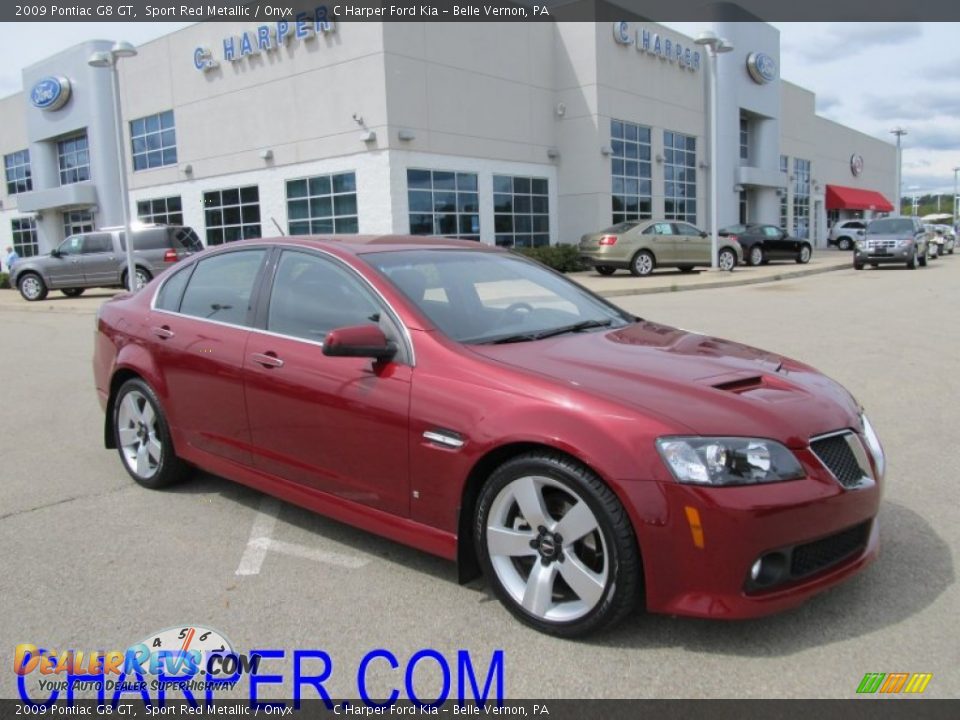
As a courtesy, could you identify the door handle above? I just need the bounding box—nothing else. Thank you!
[151,326,175,339]
[251,352,284,369]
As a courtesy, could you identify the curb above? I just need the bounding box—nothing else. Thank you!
[581,261,849,299]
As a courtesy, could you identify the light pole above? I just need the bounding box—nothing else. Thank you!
[88,41,139,290]
[952,167,959,223]
[890,127,907,216]
[695,31,734,270]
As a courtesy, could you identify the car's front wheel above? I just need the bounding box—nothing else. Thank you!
[907,248,918,269]
[113,378,190,489]
[595,266,617,276]
[475,452,641,637]
[18,273,48,301]
[748,245,764,266]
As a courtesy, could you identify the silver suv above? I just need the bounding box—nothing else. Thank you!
[854,216,930,270]
[12,224,202,301]
[828,220,866,250]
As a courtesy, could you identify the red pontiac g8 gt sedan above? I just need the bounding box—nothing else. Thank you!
[93,236,884,636]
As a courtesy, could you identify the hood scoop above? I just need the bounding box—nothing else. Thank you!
[709,373,803,403]
[712,376,767,394]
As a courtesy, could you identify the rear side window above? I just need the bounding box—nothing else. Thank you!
[178,250,266,326]
[82,233,114,254]
[155,265,193,312]
[128,230,169,250]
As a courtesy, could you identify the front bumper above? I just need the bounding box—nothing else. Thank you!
[627,443,881,619]
[855,246,914,264]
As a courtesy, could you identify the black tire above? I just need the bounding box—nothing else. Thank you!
[907,249,918,270]
[747,245,764,266]
[18,272,48,301]
[61,288,86,297]
[918,251,927,268]
[837,237,853,251]
[796,244,812,264]
[677,265,696,273]
[854,261,864,270]
[629,250,655,277]
[112,378,190,489]
[474,452,642,637]
[123,267,153,291]
[718,248,737,272]
[595,266,617,276]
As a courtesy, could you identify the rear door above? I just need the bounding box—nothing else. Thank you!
[672,222,706,264]
[243,249,413,515]
[79,232,119,285]
[148,248,268,465]
[644,222,680,263]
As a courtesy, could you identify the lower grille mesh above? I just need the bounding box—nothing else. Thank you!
[790,522,870,578]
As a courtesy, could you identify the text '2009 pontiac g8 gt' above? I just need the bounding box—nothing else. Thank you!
[93,236,884,637]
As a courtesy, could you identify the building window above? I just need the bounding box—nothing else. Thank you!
[4,150,32,195]
[11,218,39,258]
[793,158,811,239]
[739,117,749,163]
[63,210,95,238]
[780,155,789,229]
[493,175,549,248]
[407,169,480,241]
[287,172,358,235]
[663,131,697,224]
[203,186,261,245]
[611,119,652,224]
[58,134,90,185]
[137,196,183,225]
[739,190,748,225]
[131,110,177,171]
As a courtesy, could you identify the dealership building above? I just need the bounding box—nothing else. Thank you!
[0,18,898,259]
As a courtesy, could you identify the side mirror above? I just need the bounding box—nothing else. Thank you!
[50,248,61,258]
[323,324,396,361]
[700,231,708,238]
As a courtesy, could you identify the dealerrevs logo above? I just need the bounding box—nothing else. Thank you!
[14,625,505,708]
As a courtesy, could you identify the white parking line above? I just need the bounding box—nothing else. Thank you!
[235,495,371,575]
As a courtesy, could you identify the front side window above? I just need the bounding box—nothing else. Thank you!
[57,235,85,256]
[611,119,652,224]
[58,134,90,185]
[4,149,32,195]
[130,110,177,170]
[407,169,480,241]
[664,131,697,224]
[493,175,549,248]
[178,250,266,326]
[267,250,383,343]
[137,196,183,225]
[11,218,39,258]
[287,172,358,235]
[203,186,261,245]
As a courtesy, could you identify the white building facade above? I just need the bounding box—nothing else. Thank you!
[0,19,897,258]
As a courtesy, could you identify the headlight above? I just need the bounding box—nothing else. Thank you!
[855,240,865,250]
[860,413,885,478]
[656,437,805,486]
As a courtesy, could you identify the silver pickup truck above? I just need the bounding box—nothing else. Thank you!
[11,224,202,301]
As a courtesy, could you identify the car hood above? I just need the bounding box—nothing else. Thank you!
[469,321,860,447]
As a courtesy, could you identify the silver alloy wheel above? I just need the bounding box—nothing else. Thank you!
[634,253,654,276]
[718,249,736,271]
[749,246,763,265]
[133,268,150,291]
[117,390,162,479]
[799,245,812,263]
[838,238,852,250]
[486,475,609,623]
[20,275,42,300]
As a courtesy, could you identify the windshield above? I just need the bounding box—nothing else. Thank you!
[368,250,632,344]
[868,218,915,235]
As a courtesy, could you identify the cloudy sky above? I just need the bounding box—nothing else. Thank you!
[2,21,957,195]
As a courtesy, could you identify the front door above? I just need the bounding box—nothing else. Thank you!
[672,222,707,263]
[47,235,85,288]
[244,249,412,516]
[79,232,118,285]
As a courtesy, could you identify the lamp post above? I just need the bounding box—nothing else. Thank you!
[695,31,734,270]
[952,167,959,224]
[88,41,139,290]
[890,127,907,216]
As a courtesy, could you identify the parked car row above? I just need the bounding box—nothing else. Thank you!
[853,216,956,270]
[10,224,203,301]
[578,219,812,277]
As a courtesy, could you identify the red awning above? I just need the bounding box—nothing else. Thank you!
[825,185,894,212]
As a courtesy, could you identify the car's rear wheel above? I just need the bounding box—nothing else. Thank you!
[796,245,812,264]
[629,251,655,277]
[595,266,616,276]
[918,251,927,267]
[122,267,152,291]
[18,273,48,301]
[748,245,764,266]
[61,288,85,297]
[837,237,853,251]
[475,452,641,637]
[718,248,737,272]
[113,378,190,489]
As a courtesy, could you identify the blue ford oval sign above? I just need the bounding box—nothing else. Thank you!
[746,52,777,85]
[30,76,71,111]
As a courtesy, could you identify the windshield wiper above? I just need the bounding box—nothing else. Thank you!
[484,318,614,345]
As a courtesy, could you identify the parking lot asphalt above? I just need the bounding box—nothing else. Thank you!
[1,255,957,700]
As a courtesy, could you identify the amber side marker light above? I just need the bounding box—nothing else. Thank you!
[684,506,705,549]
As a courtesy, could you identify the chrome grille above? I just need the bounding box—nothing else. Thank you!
[810,432,869,489]
[867,239,897,251]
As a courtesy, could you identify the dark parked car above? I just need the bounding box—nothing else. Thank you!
[94,236,884,637]
[719,224,813,266]
[11,224,202,301]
